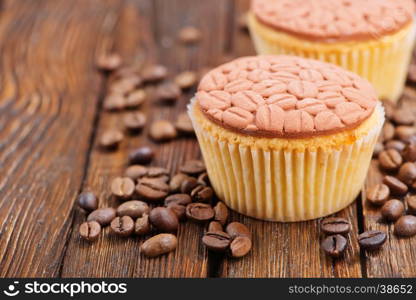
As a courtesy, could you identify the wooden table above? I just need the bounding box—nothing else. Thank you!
[1,0,416,278]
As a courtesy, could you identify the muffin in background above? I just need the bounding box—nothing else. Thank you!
[189,55,384,222]
[248,0,416,103]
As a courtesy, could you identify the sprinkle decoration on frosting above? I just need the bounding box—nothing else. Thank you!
[252,0,415,42]
[196,55,378,138]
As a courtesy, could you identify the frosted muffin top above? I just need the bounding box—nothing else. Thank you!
[252,0,415,42]
[196,55,378,138]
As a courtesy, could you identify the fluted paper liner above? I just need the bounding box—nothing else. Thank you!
[189,101,384,222]
[248,13,416,103]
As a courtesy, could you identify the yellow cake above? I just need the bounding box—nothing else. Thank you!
[249,0,416,103]
[189,55,384,222]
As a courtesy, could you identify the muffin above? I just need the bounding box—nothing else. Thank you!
[249,0,415,103]
[188,55,384,222]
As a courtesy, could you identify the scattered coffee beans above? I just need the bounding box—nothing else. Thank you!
[321,234,347,258]
[125,89,146,109]
[407,195,416,215]
[135,214,151,235]
[110,216,134,237]
[381,199,404,222]
[79,221,101,242]
[165,194,192,207]
[97,53,122,71]
[382,122,395,141]
[186,203,214,222]
[179,160,206,175]
[174,71,197,89]
[180,177,199,194]
[378,149,403,171]
[99,130,124,150]
[178,26,201,44]
[117,200,149,219]
[226,222,251,239]
[373,142,383,157]
[191,185,213,202]
[394,215,416,237]
[149,207,179,233]
[136,177,169,201]
[141,233,177,257]
[383,176,408,195]
[104,94,125,111]
[393,109,415,126]
[385,140,406,152]
[169,173,190,192]
[155,82,181,104]
[366,184,390,206]
[129,146,154,165]
[149,120,177,142]
[111,177,135,199]
[197,172,210,186]
[124,165,148,181]
[87,208,116,226]
[123,111,147,132]
[397,162,416,185]
[320,217,351,235]
[403,143,416,162]
[110,76,142,95]
[358,230,387,250]
[208,221,223,232]
[202,231,231,252]
[77,191,98,212]
[141,65,168,82]
[213,202,228,226]
[395,126,416,142]
[175,113,194,135]
[230,236,252,258]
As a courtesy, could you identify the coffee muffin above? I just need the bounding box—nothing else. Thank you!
[188,55,384,222]
[249,0,415,103]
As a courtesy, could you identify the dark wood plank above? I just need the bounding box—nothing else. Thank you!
[219,0,362,278]
[62,0,231,277]
[0,0,121,277]
[362,88,416,278]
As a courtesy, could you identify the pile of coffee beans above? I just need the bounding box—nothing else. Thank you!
[320,217,387,257]
[78,159,252,258]
[366,98,416,238]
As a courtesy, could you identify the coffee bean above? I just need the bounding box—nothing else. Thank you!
[320,217,351,235]
[166,204,185,221]
[136,177,169,201]
[373,142,383,158]
[149,120,177,142]
[358,230,387,250]
[87,207,116,226]
[320,234,347,258]
[97,53,122,71]
[123,111,147,132]
[407,195,416,215]
[141,233,177,257]
[79,221,101,242]
[110,216,134,237]
[394,215,416,237]
[125,89,146,109]
[382,122,395,141]
[230,236,252,258]
[165,194,192,207]
[226,222,251,239]
[181,177,199,194]
[397,162,416,185]
[124,165,148,181]
[178,26,201,44]
[202,231,231,252]
[383,100,395,120]
[174,71,197,89]
[403,143,416,162]
[191,185,214,202]
[378,149,403,170]
[395,126,416,143]
[77,191,98,212]
[99,130,124,150]
[141,65,168,82]
[197,172,210,186]
[385,140,406,152]
[213,202,228,226]
[366,184,390,206]
[146,167,170,180]
[110,76,142,95]
[208,221,223,232]
[169,173,190,192]
[117,200,149,219]
[155,82,181,104]
[175,113,194,135]
[129,146,154,165]
[135,213,151,235]
[393,109,415,126]
[149,207,179,232]
[383,176,408,195]
[381,199,404,222]
[103,94,125,111]
[186,203,214,222]
[179,160,206,175]
[111,177,135,200]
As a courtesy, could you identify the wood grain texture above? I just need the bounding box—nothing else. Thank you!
[0,0,120,277]
[362,89,416,278]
